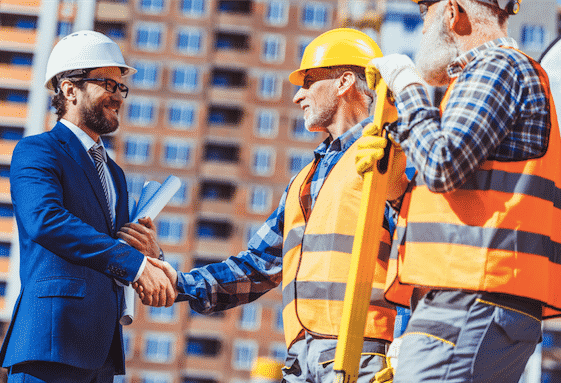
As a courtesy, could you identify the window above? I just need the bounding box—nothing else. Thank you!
[270,342,287,362]
[196,219,233,240]
[261,34,285,63]
[245,223,262,246]
[214,31,250,50]
[170,179,191,206]
[171,66,199,93]
[94,21,126,40]
[157,216,185,244]
[127,98,157,125]
[291,117,319,141]
[177,28,203,55]
[251,147,275,176]
[254,109,278,138]
[181,0,206,17]
[259,73,281,99]
[139,0,165,13]
[149,304,177,323]
[296,37,314,63]
[123,330,134,360]
[57,21,72,37]
[520,25,547,51]
[203,143,240,162]
[207,106,243,126]
[124,135,153,164]
[182,377,218,383]
[266,0,288,26]
[0,242,11,257]
[301,2,329,29]
[131,61,160,89]
[218,0,252,14]
[113,376,129,383]
[0,126,24,140]
[288,151,314,176]
[144,332,175,363]
[142,372,172,383]
[274,305,283,332]
[126,173,148,199]
[238,303,261,331]
[185,337,221,357]
[249,186,272,213]
[232,339,258,370]
[135,23,164,51]
[162,139,194,168]
[0,204,13,217]
[200,180,236,201]
[168,101,197,130]
[211,68,247,87]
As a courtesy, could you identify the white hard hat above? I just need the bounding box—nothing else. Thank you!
[45,30,137,90]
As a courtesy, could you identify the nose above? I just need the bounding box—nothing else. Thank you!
[293,86,305,105]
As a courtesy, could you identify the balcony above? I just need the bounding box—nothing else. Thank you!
[0,64,32,89]
[96,0,129,22]
[0,102,27,126]
[0,27,36,52]
[0,0,41,15]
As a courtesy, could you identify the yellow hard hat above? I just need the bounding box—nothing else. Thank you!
[410,0,521,15]
[250,357,284,381]
[289,28,383,86]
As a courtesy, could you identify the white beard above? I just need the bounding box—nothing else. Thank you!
[415,5,459,87]
[304,97,337,133]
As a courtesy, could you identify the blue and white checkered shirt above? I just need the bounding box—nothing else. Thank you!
[175,117,396,314]
[389,38,550,193]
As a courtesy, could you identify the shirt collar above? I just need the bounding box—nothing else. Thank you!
[314,116,373,158]
[447,37,519,78]
[60,119,107,160]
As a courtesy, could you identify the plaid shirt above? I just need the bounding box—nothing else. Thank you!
[176,117,396,313]
[389,37,551,192]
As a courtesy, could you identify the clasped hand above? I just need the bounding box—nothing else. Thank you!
[117,217,178,307]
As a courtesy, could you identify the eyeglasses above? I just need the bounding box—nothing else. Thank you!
[73,78,129,98]
[419,0,441,20]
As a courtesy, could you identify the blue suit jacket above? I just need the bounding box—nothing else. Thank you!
[0,122,144,374]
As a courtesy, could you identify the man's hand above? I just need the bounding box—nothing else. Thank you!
[367,54,424,95]
[134,259,177,307]
[117,217,160,259]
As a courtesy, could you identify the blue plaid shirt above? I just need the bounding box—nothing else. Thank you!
[389,38,550,192]
[176,117,397,314]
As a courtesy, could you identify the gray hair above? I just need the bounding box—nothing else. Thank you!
[325,65,376,113]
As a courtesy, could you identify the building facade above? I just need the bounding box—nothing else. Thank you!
[1,1,561,383]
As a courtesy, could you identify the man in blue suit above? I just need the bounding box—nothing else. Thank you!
[0,30,177,382]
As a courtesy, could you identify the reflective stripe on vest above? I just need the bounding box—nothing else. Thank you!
[282,141,396,348]
[385,49,561,317]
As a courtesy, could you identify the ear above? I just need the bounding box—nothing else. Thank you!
[336,71,356,97]
[449,0,471,35]
[60,79,78,102]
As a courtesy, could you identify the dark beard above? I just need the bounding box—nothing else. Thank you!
[80,101,118,135]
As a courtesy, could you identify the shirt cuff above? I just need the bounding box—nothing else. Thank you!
[133,256,147,283]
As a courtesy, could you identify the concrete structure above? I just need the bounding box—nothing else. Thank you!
[1,1,560,382]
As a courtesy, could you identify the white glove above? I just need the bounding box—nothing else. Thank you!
[368,54,424,95]
[386,337,403,370]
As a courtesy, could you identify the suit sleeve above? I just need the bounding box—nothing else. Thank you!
[10,135,144,283]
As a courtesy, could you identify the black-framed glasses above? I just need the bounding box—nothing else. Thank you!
[419,0,441,20]
[73,78,129,98]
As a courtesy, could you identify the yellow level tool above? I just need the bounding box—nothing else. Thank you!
[333,73,397,383]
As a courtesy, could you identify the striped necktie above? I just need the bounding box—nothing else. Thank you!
[89,144,114,231]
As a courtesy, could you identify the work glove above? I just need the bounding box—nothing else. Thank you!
[355,123,404,177]
[372,337,403,383]
[366,54,424,95]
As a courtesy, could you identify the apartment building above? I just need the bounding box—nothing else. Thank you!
[1,0,561,382]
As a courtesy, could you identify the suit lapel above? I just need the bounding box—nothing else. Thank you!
[51,123,114,234]
[106,155,129,230]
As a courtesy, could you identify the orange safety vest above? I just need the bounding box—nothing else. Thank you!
[385,49,561,318]
[282,141,396,349]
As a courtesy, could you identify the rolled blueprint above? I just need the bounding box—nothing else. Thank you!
[119,175,182,325]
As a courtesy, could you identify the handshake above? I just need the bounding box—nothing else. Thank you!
[117,216,179,308]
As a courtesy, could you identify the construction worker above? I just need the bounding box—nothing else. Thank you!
[136,28,406,383]
[359,0,561,382]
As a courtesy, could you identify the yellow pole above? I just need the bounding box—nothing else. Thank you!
[333,75,397,383]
